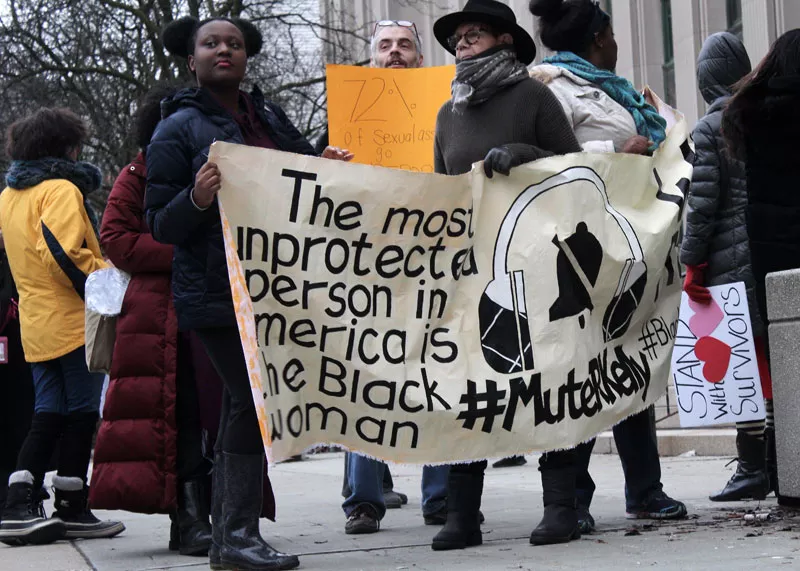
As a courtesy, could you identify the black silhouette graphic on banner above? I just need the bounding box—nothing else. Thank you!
[549,222,602,329]
[479,167,646,374]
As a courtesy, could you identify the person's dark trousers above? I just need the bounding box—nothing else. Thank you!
[576,406,662,510]
[0,319,34,510]
[574,439,597,508]
[383,464,394,491]
[195,326,293,569]
[171,333,212,556]
[194,327,263,455]
[176,333,210,481]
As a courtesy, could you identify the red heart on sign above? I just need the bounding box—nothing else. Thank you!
[695,336,732,383]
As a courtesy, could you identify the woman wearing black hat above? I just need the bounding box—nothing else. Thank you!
[146,16,352,571]
[529,0,686,534]
[430,0,583,551]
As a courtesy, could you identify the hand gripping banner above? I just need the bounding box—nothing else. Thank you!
[215,113,692,465]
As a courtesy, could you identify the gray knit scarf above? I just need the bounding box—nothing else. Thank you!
[451,46,530,113]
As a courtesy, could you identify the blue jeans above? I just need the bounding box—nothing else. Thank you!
[420,464,449,516]
[31,346,104,414]
[342,453,449,519]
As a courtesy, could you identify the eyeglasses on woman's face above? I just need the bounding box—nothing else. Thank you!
[447,27,491,51]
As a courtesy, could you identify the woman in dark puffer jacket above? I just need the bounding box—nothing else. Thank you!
[680,32,775,502]
[721,29,800,504]
[145,17,351,571]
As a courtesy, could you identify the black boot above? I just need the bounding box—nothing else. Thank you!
[220,452,299,570]
[52,476,125,539]
[431,471,483,551]
[765,427,779,497]
[209,451,226,569]
[710,431,769,501]
[530,465,580,545]
[174,479,212,556]
[0,469,10,519]
[168,512,179,551]
[0,470,65,546]
[492,455,527,468]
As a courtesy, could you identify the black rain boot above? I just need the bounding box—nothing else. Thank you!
[52,476,125,539]
[530,465,580,545]
[710,430,769,501]
[765,427,779,497]
[431,471,483,551]
[0,470,65,546]
[175,479,212,556]
[220,452,299,570]
[168,512,179,551]
[209,450,226,570]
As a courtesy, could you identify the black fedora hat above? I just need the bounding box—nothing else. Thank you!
[434,0,536,64]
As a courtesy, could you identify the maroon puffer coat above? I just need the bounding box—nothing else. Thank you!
[89,154,276,519]
[89,153,180,513]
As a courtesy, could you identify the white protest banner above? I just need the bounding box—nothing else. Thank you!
[671,283,765,427]
[213,117,692,465]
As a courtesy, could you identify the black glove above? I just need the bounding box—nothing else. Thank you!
[483,146,523,178]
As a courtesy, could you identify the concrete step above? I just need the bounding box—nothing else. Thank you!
[594,427,736,457]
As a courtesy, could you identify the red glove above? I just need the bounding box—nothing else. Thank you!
[683,263,712,303]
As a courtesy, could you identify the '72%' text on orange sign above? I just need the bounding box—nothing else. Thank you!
[326,64,454,173]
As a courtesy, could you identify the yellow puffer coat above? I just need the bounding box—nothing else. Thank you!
[0,179,107,362]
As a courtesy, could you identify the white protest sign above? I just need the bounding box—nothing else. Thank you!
[672,282,765,427]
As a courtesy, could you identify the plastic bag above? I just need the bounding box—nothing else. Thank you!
[85,267,131,317]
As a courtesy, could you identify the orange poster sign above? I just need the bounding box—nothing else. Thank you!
[325,64,454,173]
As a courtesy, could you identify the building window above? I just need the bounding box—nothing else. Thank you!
[661,0,676,106]
[727,0,743,39]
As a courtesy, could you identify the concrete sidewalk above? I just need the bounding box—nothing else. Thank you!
[2,452,796,571]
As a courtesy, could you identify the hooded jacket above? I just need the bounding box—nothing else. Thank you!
[0,160,107,361]
[678,32,762,334]
[145,86,316,331]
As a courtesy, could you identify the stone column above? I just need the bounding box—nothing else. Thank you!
[766,269,800,504]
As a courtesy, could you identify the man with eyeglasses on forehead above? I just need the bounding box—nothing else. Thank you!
[371,20,423,68]
[334,20,452,537]
[314,20,426,154]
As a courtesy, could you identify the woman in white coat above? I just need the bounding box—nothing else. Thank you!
[530,0,658,156]
[529,0,687,533]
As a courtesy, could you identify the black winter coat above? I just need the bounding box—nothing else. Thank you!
[680,32,763,334]
[145,86,316,330]
[740,78,800,324]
